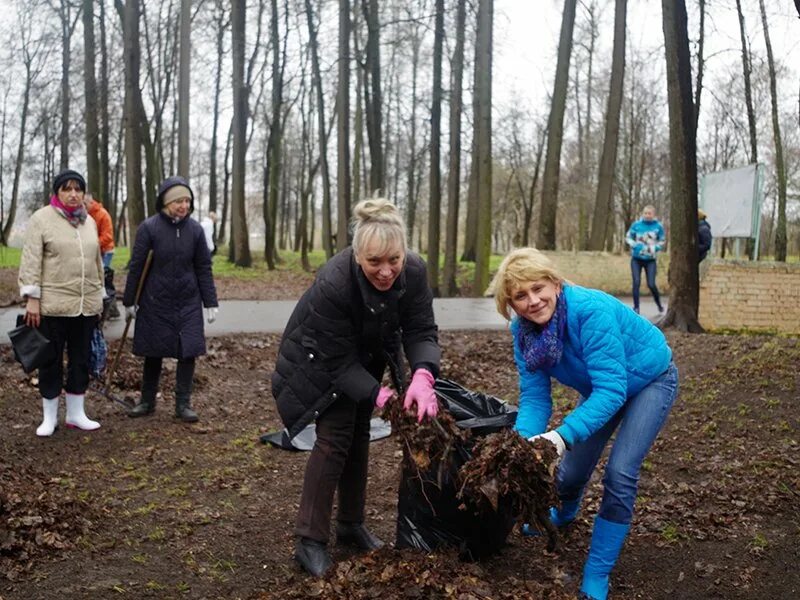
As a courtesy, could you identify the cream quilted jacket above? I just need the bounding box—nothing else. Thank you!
[18,205,104,317]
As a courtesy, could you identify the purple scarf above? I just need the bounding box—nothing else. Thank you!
[50,195,87,227]
[516,290,567,372]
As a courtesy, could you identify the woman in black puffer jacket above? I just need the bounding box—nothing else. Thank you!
[272,198,441,577]
[123,176,219,422]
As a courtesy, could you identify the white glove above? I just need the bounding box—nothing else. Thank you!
[528,430,567,458]
[206,307,218,323]
[125,305,137,320]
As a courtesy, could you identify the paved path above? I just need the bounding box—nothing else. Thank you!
[0,295,665,344]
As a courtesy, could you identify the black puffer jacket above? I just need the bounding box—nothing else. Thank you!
[272,248,440,439]
[123,177,218,358]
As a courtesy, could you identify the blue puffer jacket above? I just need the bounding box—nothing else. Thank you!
[626,219,665,261]
[512,284,672,446]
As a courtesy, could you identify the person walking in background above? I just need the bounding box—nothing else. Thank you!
[123,176,219,423]
[18,169,105,437]
[697,208,712,262]
[489,248,679,600]
[625,205,665,314]
[272,198,441,578]
[200,211,217,257]
[85,192,115,268]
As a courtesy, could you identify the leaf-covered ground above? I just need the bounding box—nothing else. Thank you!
[1,325,798,599]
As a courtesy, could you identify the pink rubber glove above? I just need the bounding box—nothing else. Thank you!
[375,386,395,408]
[403,369,438,422]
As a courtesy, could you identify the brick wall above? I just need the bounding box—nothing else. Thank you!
[698,260,800,333]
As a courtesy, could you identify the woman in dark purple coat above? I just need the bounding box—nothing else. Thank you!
[123,176,219,422]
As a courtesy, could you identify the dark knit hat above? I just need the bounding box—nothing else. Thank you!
[52,169,87,194]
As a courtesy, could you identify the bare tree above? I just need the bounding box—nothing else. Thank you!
[304,0,333,258]
[230,0,252,266]
[98,0,112,222]
[337,0,351,251]
[537,0,577,250]
[693,0,705,133]
[264,0,285,269]
[427,0,444,296]
[54,0,80,170]
[362,0,383,195]
[83,0,100,195]
[735,0,757,165]
[473,0,493,296]
[442,0,467,297]
[660,0,701,332]
[588,0,626,251]
[758,0,787,262]
[208,0,229,226]
[120,0,147,247]
[177,0,191,176]
[2,3,48,244]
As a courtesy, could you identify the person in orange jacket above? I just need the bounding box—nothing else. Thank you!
[85,193,115,268]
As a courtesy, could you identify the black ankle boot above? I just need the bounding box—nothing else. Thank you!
[336,522,384,551]
[175,400,199,423]
[128,400,155,418]
[294,537,332,577]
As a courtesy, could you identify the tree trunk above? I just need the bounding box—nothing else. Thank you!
[83,0,100,195]
[659,0,702,332]
[362,0,384,195]
[473,0,493,296]
[177,0,191,177]
[735,0,757,165]
[693,0,705,133]
[427,0,444,296]
[588,0,626,251]
[304,0,333,258]
[209,0,227,223]
[58,0,77,171]
[99,0,112,223]
[337,0,351,252]
[406,28,420,248]
[442,0,466,297]
[231,0,252,266]
[758,0,787,262]
[121,0,146,248]
[537,0,577,250]
[264,0,283,269]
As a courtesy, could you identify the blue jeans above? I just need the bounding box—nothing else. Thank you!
[631,257,661,310]
[102,251,114,269]
[555,362,679,524]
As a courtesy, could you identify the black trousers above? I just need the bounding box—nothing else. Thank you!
[294,394,375,543]
[141,356,196,405]
[38,315,98,399]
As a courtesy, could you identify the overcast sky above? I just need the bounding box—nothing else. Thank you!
[493,0,800,116]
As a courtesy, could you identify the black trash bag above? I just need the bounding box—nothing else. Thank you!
[102,266,119,321]
[395,378,518,561]
[260,417,392,451]
[7,314,56,374]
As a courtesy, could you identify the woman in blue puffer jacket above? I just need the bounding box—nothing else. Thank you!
[489,248,679,600]
[625,205,665,314]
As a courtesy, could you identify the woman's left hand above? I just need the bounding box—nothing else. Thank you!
[25,297,41,328]
[404,368,438,422]
[528,430,566,458]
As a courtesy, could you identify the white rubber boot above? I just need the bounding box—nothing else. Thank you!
[65,393,101,431]
[36,397,60,437]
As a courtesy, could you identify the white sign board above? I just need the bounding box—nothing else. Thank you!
[700,164,760,237]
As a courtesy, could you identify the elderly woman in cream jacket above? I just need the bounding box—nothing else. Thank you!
[18,169,105,437]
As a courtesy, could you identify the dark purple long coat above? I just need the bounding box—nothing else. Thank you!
[123,177,218,359]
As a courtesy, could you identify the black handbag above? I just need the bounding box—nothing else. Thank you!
[7,314,56,374]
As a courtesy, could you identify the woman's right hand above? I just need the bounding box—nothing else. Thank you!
[25,297,41,328]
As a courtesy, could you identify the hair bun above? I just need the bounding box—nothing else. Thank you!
[353,198,397,223]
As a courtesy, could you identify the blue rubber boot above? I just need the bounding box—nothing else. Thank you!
[580,516,630,600]
[521,497,581,536]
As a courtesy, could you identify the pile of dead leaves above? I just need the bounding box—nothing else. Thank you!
[0,462,94,581]
[381,398,469,476]
[458,430,560,550]
[258,547,575,600]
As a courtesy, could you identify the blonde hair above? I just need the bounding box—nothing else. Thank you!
[351,198,407,258]
[488,248,564,321]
